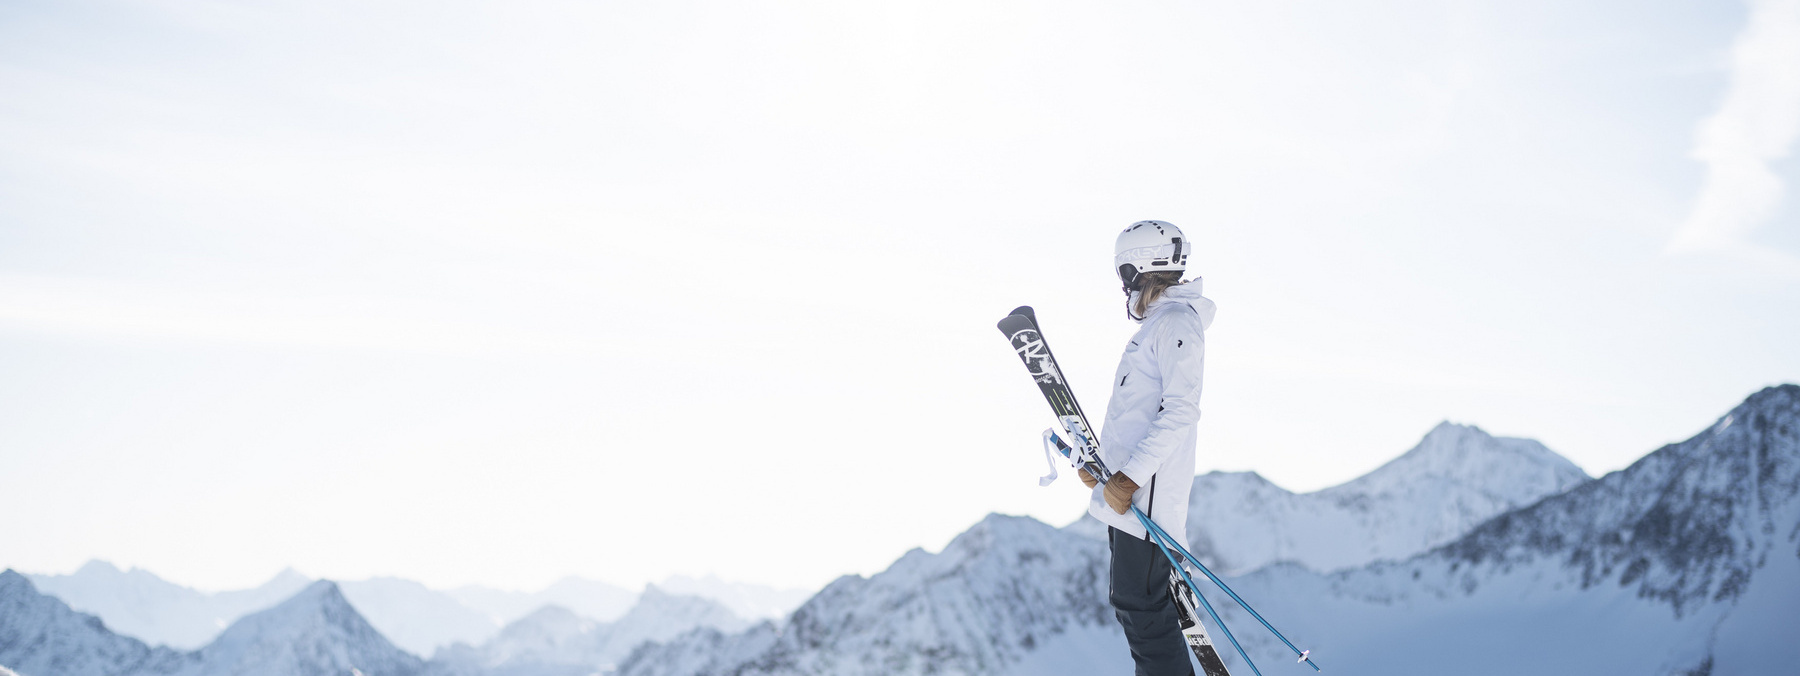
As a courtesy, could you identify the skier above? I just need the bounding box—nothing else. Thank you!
[1079,220,1216,676]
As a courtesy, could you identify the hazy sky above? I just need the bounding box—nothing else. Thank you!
[2,0,1797,593]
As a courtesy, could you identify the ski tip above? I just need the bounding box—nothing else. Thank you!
[996,307,1038,334]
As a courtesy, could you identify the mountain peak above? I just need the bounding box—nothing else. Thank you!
[263,567,310,587]
[1181,422,1593,575]
[75,559,124,577]
[1730,383,1800,424]
[1432,383,1800,620]
[1744,382,1799,404]
[1331,421,1589,502]
[619,514,1113,676]
[194,579,423,675]
[497,603,593,640]
[0,569,32,597]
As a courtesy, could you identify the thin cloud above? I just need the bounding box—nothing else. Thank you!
[1670,0,1800,265]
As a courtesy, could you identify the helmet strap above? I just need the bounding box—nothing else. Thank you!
[1123,288,1147,321]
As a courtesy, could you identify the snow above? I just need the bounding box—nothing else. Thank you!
[1166,385,1800,675]
[22,565,795,657]
[172,580,423,676]
[0,570,190,676]
[619,513,1116,676]
[8,386,1795,676]
[1066,421,1590,574]
[24,563,309,650]
[616,387,1797,676]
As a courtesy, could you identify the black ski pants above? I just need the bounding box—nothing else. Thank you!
[1109,526,1195,676]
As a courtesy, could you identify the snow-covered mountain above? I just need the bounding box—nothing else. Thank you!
[18,564,797,658]
[615,386,1799,676]
[170,580,424,676]
[22,564,497,655]
[23,562,311,650]
[15,386,1790,676]
[618,513,1126,676]
[430,585,750,676]
[0,574,420,676]
[0,570,191,676]
[1188,421,1590,573]
[1199,384,1800,674]
[1070,421,1590,574]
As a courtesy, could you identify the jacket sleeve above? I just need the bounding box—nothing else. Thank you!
[1117,313,1205,485]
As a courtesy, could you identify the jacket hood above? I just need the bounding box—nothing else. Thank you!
[1145,278,1216,330]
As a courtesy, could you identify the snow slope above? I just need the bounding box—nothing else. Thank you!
[618,513,1126,676]
[0,575,423,676]
[23,562,310,649]
[0,570,191,676]
[1201,384,1800,675]
[169,580,423,676]
[1071,421,1590,574]
[21,564,492,655]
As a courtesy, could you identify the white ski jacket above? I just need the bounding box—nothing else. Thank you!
[1088,280,1215,543]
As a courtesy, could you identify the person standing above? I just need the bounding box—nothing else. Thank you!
[1078,220,1215,676]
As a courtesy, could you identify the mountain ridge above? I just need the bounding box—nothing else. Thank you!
[11,387,1793,676]
[1067,420,1590,575]
[1204,384,1800,674]
[615,386,1799,676]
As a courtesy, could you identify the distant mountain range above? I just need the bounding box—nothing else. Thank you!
[0,574,416,676]
[7,385,1794,676]
[22,565,807,656]
[22,562,311,651]
[431,586,749,675]
[0,574,745,676]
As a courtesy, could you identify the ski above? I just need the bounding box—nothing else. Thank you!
[999,306,1234,676]
[996,306,1104,478]
[1171,571,1234,676]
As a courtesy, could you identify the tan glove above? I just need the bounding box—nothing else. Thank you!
[1078,468,1099,489]
[1104,473,1140,514]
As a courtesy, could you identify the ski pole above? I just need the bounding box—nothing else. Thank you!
[1048,431,1319,671]
[1135,507,1263,676]
[1138,511,1319,671]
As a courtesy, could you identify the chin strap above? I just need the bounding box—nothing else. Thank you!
[1123,288,1146,321]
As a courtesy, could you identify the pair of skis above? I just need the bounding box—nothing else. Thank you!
[997,306,1318,676]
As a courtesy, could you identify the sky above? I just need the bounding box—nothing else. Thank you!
[1,0,1797,594]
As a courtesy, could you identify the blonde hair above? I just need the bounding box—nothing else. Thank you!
[1131,271,1185,318]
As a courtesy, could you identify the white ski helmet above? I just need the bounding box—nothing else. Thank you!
[1114,220,1188,288]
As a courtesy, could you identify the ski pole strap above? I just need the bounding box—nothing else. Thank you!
[1135,508,1262,676]
[1137,508,1320,671]
[1038,429,1062,486]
